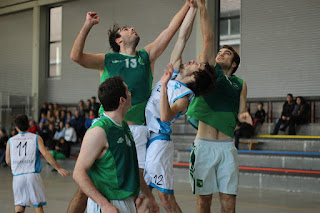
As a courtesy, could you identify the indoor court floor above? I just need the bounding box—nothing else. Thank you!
[0,158,319,213]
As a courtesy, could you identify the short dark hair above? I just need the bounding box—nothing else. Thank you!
[221,45,240,74]
[108,24,123,52]
[98,76,127,111]
[287,93,293,98]
[14,114,29,132]
[186,63,217,97]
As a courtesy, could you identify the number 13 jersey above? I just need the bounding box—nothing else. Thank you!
[9,132,41,176]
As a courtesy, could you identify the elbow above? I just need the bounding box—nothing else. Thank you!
[160,115,171,123]
[70,53,80,63]
[203,33,214,42]
[73,169,79,182]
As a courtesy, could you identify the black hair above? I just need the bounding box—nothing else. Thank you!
[14,114,29,132]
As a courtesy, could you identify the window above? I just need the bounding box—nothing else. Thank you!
[49,6,62,78]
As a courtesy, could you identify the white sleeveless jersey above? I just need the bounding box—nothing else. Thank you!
[145,71,194,135]
[9,132,42,176]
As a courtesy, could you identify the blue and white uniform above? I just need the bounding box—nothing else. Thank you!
[144,71,194,194]
[9,132,46,207]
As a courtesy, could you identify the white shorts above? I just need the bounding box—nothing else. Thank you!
[129,125,148,169]
[144,134,174,194]
[13,173,46,207]
[189,138,239,195]
[87,197,136,213]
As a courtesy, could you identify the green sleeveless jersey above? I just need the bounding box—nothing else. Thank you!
[99,49,153,125]
[88,114,140,200]
[187,64,243,137]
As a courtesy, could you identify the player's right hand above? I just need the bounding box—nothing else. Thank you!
[57,168,70,177]
[86,12,100,25]
[161,63,174,86]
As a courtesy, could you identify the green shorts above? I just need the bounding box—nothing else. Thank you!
[189,138,239,195]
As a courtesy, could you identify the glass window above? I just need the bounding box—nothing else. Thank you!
[49,6,62,78]
[230,17,240,35]
[220,19,229,36]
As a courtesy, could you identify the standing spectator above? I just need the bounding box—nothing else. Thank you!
[85,110,96,131]
[91,96,100,116]
[64,122,77,144]
[37,122,49,143]
[39,103,48,122]
[77,100,86,117]
[84,99,92,116]
[28,119,37,133]
[0,128,9,167]
[288,97,309,135]
[253,102,266,128]
[46,123,56,150]
[51,137,70,160]
[73,110,85,142]
[271,94,295,135]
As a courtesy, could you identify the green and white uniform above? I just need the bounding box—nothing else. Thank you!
[87,113,140,213]
[187,63,243,195]
[99,49,152,169]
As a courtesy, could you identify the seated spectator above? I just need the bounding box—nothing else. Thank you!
[64,122,77,143]
[47,110,56,124]
[91,96,100,117]
[288,96,309,135]
[53,103,61,116]
[37,122,48,143]
[234,121,254,149]
[60,110,66,125]
[271,94,295,135]
[39,112,47,125]
[46,123,56,150]
[0,128,9,167]
[54,110,61,127]
[28,119,37,133]
[253,102,266,128]
[85,109,96,130]
[10,129,18,137]
[65,111,75,126]
[39,103,48,123]
[50,137,70,160]
[53,121,66,142]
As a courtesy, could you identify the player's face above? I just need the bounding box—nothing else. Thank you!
[118,27,140,45]
[216,48,234,69]
[180,61,205,84]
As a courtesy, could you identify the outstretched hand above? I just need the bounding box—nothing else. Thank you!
[238,112,253,125]
[161,63,174,85]
[188,0,198,8]
[86,12,100,26]
[197,0,206,7]
[57,168,70,177]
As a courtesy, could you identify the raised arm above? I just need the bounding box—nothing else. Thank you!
[144,1,190,72]
[160,64,189,122]
[37,136,70,177]
[170,2,198,71]
[237,81,253,125]
[197,0,215,65]
[73,127,118,213]
[70,12,105,71]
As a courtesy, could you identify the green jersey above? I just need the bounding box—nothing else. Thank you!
[88,114,140,200]
[187,64,243,137]
[99,49,153,125]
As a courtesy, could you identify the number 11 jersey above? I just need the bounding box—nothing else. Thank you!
[9,132,41,176]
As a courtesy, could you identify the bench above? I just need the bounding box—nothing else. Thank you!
[239,139,259,150]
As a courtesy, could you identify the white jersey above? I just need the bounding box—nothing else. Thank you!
[145,71,194,135]
[9,132,42,176]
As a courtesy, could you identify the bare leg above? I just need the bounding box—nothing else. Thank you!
[34,206,44,213]
[157,190,181,213]
[67,188,88,213]
[219,193,236,213]
[15,205,25,213]
[196,194,213,213]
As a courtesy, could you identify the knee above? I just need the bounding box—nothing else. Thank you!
[220,194,236,212]
[197,195,212,208]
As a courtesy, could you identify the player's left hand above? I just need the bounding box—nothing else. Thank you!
[238,112,253,125]
[161,63,174,85]
[57,168,70,177]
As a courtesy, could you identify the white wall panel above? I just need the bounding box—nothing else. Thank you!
[239,0,320,98]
